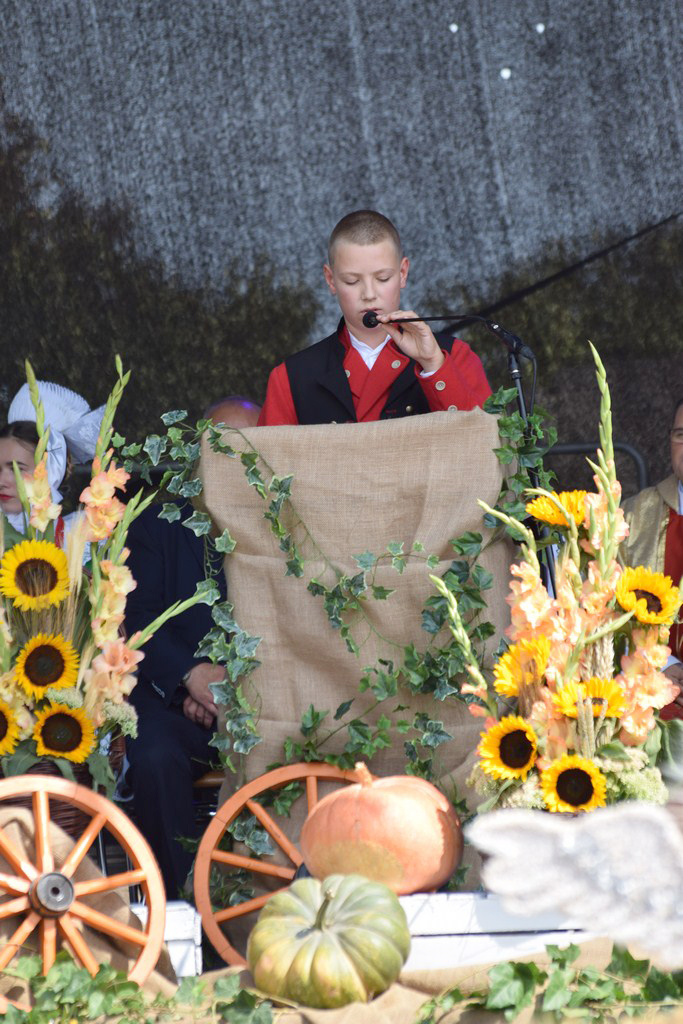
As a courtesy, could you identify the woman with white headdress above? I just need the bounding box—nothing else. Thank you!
[0,381,104,545]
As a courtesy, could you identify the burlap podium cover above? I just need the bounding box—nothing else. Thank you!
[199,409,512,809]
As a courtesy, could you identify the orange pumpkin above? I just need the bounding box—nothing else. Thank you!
[300,763,463,894]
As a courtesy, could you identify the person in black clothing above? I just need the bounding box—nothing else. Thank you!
[125,397,260,897]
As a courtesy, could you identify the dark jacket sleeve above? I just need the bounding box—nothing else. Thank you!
[124,505,222,707]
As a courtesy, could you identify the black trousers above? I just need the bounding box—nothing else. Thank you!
[126,697,215,898]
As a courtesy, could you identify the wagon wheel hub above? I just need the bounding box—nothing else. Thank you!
[29,872,75,917]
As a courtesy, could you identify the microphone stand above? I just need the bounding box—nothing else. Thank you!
[441,317,557,594]
[367,309,556,592]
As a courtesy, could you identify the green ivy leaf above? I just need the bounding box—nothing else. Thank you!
[353,550,378,570]
[142,433,168,466]
[334,699,354,720]
[300,704,329,736]
[183,511,213,536]
[215,528,237,553]
[485,961,546,1015]
[285,553,304,577]
[450,531,483,557]
[541,966,575,1011]
[161,409,188,426]
[643,966,682,1001]
[180,477,203,497]
[159,502,182,522]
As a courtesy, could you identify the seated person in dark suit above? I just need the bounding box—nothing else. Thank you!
[125,397,260,897]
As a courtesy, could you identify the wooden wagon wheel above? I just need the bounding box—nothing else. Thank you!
[194,762,365,966]
[0,774,165,1011]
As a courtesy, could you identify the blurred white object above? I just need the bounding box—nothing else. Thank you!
[467,801,683,969]
[131,900,202,977]
[399,892,587,970]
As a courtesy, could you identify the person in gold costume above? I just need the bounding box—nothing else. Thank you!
[622,399,683,712]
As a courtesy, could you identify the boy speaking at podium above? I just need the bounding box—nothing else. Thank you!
[258,210,491,426]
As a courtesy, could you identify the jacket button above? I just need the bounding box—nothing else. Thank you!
[448,404,458,411]
[345,369,351,377]
[405,405,413,413]
[391,359,402,369]
[435,381,446,391]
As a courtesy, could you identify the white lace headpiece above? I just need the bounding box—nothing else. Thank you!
[8,381,105,506]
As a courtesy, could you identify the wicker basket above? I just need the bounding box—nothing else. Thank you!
[3,734,126,841]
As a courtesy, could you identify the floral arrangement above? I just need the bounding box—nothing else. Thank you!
[0,362,212,792]
[434,345,682,815]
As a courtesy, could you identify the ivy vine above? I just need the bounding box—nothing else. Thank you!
[124,387,556,787]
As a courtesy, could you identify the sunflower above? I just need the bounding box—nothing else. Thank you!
[478,716,538,780]
[33,704,95,763]
[494,636,550,697]
[541,754,607,813]
[0,540,69,612]
[0,700,20,756]
[615,566,681,626]
[553,678,626,719]
[525,490,587,529]
[15,633,79,700]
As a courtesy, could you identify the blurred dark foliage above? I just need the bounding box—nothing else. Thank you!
[431,215,683,496]
[0,89,318,440]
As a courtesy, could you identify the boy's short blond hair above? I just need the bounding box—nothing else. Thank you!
[327,210,402,265]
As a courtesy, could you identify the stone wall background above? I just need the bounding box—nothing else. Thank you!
[0,0,681,488]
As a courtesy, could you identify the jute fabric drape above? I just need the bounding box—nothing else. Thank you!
[199,410,513,810]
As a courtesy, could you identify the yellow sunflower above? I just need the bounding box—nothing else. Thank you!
[0,699,20,756]
[15,633,79,700]
[478,715,538,780]
[0,539,69,612]
[553,678,626,719]
[494,636,550,697]
[541,754,606,813]
[615,566,681,626]
[33,704,95,763]
[525,490,587,529]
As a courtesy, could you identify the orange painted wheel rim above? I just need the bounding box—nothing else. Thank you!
[0,774,166,1012]
[194,762,365,966]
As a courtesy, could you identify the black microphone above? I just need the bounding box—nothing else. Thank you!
[362,310,472,329]
[484,320,534,360]
[362,310,534,362]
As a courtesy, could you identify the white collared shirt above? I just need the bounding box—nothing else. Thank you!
[348,331,391,370]
[348,331,438,377]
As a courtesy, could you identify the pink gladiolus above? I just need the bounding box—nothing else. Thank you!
[80,460,129,508]
[25,459,60,532]
[83,498,126,541]
[92,639,144,677]
[100,559,136,596]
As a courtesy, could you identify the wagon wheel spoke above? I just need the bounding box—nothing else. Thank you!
[68,900,147,946]
[0,872,31,896]
[246,798,302,866]
[0,895,30,920]
[32,789,54,874]
[0,822,38,882]
[211,848,296,880]
[0,910,41,971]
[58,915,100,976]
[60,811,108,878]
[214,889,284,924]
[74,868,147,898]
[306,774,318,810]
[40,918,57,974]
